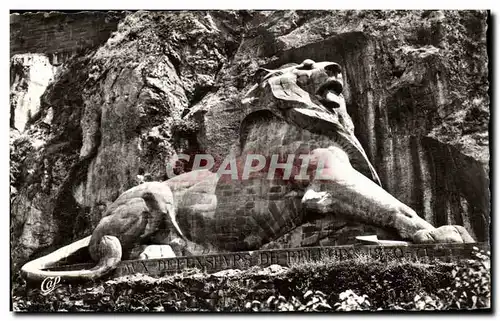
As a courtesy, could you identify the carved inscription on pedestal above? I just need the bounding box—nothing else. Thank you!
[110,242,488,278]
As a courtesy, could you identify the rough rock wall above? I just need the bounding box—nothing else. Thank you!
[10,11,126,63]
[10,10,490,266]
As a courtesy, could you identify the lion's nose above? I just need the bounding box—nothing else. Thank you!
[324,63,342,77]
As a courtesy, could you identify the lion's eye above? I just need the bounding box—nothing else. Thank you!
[324,63,342,75]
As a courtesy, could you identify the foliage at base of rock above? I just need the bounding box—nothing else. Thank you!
[11,248,490,312]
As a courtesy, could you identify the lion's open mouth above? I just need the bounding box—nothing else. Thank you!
[317,78,344,109]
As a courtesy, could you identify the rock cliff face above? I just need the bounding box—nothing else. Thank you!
[10,10,490,266]
[10,11,125,62]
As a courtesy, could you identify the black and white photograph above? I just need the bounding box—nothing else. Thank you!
[8,8,491,312]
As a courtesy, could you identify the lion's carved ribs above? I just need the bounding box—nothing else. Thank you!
[20,60,474,282]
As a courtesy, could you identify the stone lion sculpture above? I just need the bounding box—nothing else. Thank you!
[21,59,474,282]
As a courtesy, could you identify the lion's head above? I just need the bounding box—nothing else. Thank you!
[241,59,381,186]
[243,59,348,119]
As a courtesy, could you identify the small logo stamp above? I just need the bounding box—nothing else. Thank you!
[40,276,61,295]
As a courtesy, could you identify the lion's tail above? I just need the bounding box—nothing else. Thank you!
[21,235,122,282]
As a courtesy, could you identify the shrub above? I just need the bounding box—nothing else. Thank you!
[383,247,491,311]
[244,290,332,312]
[435,246,490,310]
[333,290,371,311]
[12,247,490,312]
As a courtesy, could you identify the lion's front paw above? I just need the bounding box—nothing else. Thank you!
[412,225,475,244]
